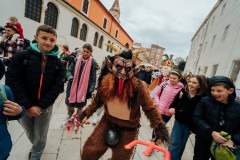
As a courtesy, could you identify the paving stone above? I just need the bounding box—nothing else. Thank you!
[7,120,24,144]
[8,134,32,160]
[49,113,68,130]
[57,139,80,160]
[41,153,57,160]
[43,129,64,154]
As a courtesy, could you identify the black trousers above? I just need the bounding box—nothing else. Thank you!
[193,134,215,160]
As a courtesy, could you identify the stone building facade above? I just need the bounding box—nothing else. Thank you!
[184,0,240,89]
[0,0,133,64]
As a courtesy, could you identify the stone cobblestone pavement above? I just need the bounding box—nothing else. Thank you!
[6,86,195,160]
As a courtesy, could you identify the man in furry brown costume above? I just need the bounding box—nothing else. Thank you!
[76,50,170,160]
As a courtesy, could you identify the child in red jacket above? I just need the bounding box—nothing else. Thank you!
[1,16,24,44]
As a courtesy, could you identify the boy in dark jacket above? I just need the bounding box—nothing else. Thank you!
[0,59,25,160]
[193,76,240,160]
[5,25,64,160]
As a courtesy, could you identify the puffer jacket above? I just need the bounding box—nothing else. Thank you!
[5,40,64,110]
[193,76,240,145]
[0,85,25,160]
[154,80,183,116]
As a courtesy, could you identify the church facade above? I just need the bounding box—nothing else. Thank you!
[184,0,240,89]
[0,0,133,63]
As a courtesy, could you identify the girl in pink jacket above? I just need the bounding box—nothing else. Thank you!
[154,70,184,123]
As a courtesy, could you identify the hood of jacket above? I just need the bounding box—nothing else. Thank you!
[209,76,236,103]
[30,39,60,56]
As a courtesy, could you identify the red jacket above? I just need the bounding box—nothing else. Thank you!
[6,22,24,39]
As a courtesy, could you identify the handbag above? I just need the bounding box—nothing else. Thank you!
[210,131,236,160]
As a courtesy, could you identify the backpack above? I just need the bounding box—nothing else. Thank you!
[159,82,168,98]
[23,38,30,50]
[210,131,236,160]
[0,84,7,102]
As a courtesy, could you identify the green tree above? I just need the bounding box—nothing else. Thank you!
[178,60,186,71]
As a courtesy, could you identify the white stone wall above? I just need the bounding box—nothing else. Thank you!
[0,0,126,65]
[184,0,240,88]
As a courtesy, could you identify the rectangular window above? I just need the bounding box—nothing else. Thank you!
[222,25,230,41]
[221,4,226,16]
[230,60,240,84]
[211,35,216,48]
[115,29,118,38]
[203,42,208,52]
[201,28,205,39]
[103,17,108,30]
[211,64,218,77]
[211,16,215,25]
[198,67,201,75]
[82,0,89,14]
[204,66,208,75]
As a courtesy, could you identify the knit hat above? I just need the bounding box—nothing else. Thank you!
[0,59,5,80]
[209,76,235,89]
[209,76,236,103]
[63,44,69,51]
[4,25,17,32]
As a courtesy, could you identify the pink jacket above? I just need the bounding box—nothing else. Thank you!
[154,80,184,116]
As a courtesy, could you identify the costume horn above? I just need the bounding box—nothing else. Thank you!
[132,49,146,58]
[105,44,121,55]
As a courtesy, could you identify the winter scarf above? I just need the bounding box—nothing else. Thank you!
[69,55,92,103]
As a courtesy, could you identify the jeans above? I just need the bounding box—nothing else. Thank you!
[19,106,53,160]
[168,119,190,160]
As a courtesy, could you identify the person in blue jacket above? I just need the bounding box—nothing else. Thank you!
[0,59,25,160]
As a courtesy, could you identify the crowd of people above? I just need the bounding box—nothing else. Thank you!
[0,17,240,160]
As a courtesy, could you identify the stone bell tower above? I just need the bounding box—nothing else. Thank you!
[109,0,120,23]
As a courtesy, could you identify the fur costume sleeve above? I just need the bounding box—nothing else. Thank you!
[84,89,104,119]
[138,81,164,128]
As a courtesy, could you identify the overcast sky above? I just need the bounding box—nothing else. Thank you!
[100,0,218,59]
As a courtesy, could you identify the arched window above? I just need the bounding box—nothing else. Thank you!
[44,2,58,29]
[71,18,79,38]
[25,0,42,22]
[80,23,87,41]
[125,43,129,49]
[98,36,103,49]
[106,40,110,52]
[93,32,98,46]
[110,43,113,53]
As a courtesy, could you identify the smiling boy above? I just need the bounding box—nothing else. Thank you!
[193,76,240,160]
[6,25,64,160]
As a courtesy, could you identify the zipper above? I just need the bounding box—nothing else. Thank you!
[38,55,46,100]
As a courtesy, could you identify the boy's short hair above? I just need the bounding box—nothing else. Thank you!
[36,25,57,37]
[82,43,93,52]
[9,16,18,22]
[211,82,231,90]
[4,25,17,32]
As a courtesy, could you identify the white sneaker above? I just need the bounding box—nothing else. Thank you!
[92,114,100,125]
